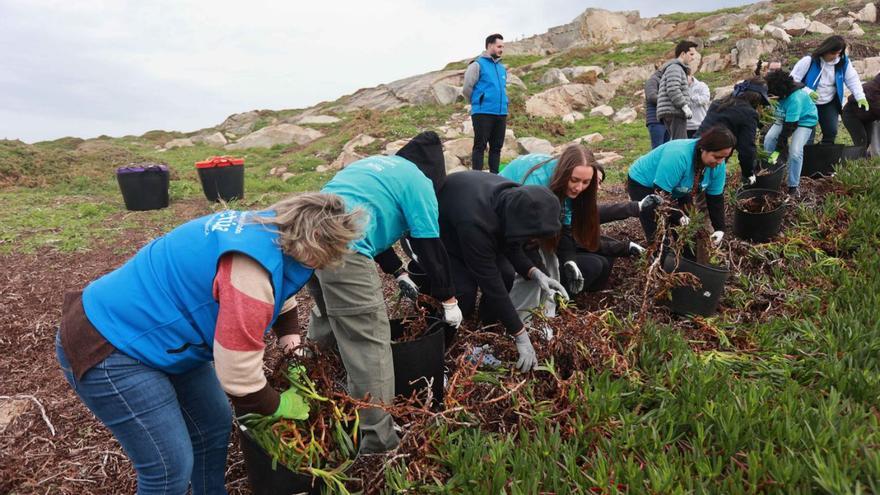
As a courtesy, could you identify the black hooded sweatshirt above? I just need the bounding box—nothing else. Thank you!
[698,99,760,177]
[438,171,561,334]
[373,131,455,301]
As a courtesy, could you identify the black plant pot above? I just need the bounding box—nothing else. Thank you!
[116,165,169,211]
[841,145,866,162]
[747,161,786,191]
[390,318,447,409]
[197,164,245,202]
[802,144,843,178]
[237,425,323,495]
[661,252,729,317]
[733,188,786,243]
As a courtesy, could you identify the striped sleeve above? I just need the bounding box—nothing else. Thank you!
[213,253,280,416]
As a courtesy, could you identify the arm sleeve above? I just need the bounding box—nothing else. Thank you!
[667,67,689,110]
[736,117,759,177]
[462,62,480,100]
[408,237,455,301]
[706,194,726,232]
[598,202,640,223]
[213,253,280,416]
[693,81,711,106]
[845,62,866,101]
[271,298,299,339]
[653,152,688,194]
[403,181,441,239]
[374,247,404,276]
[556,227,577,265]
[790,56,811,84]
[645,73,660,105]
[458,224,522,334]
[783,95,802,124]
[504,240,539,279]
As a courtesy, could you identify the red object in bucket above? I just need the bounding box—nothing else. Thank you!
[195,156,245,169]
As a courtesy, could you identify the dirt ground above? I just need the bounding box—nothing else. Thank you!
[0,177,816,493]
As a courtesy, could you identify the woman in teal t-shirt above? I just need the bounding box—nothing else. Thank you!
[763,69,819,197]
[626,126,736,243]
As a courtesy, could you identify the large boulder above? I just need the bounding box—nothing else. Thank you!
[443,138,474,161]
[853,57,880,80]
[444,151,463,173]
[762,25,792,43]
[714,85,735,101]
[700,53,730,73]
[191,132,228,147]
[525,82,617,118]
[851,2,877,23]
[383,139,409,155]
[335,70,465,112]
[732,39,778,70]
[433,83,462,105]
[607,64,655,86]
[501,130,519,161]
[540,68,570,86]
[219,110,264,135]
[574,133,604,145]
[296,115,341,125]
[780,13,810,36]
[561,66,605,80]
[590,105,615,117]
[507,73,528,90]
[806,21,834,34]
[226,124,323,150]
[517,137,554,155]
[164,138,193,149]
[613,107,638,124]
[851,23,866,37]
[837,17,854,30]
[562,111,585,123]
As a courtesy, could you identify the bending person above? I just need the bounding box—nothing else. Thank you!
[311,131,462,454]
[436,170,564,372]
[56,194,362,494]
[842,71,880,154]
[627,127,736,243]
[764,69,818,197]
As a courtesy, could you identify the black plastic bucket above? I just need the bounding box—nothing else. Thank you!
[390,318,447,409]
[802,144,843,178]
[661,252,729,317]
[841,145,866,162]
[237,424,323,495]
[196,156,245,202]
[733,188,786,243]
[116,164,169,211]
[748,162,786,191]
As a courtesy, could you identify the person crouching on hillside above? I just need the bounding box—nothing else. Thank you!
[764,69,819,197]
[626,126,736,245]
[57,193,362,494]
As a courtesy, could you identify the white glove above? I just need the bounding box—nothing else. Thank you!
[679,215,690,226]
[682,105,693,120]
[710,230,724,246]
[628,241,647,255]
[514,331,537,372]
[441,299,463,328]
[747,175,756,185]
[278,333,301,354]
[562,261,584,294]
[396,272,419,301]
[530,269,570,301]
[638,194,663,211]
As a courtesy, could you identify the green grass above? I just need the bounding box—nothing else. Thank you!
[386,158,880,493]
[548,41,674,71]
[659,6,747,23]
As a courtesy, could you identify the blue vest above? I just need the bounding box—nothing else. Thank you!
[803,55,850,106]
[471,56,509,116]
[82,210,313,374]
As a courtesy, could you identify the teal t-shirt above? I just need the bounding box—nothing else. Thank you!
[321,155,439,257]
[628,139,726,198]
[774,89,819,127]
[500,153,572,225]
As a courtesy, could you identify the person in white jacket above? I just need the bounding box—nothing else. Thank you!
[790,35,868,144]
[686,75,711,138]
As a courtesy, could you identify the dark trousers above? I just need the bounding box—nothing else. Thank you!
[472,114,507,173]
[627,177,660,242]
[841,102,872,148]
[648,122,669,149]
[572,251,614,291]
[661,116,688,140]
[811,98,841,144]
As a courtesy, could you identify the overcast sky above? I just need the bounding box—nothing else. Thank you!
[1,0,756,143]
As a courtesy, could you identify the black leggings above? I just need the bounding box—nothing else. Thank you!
[572,251,614,291]
[471,114,507,174]
[627,177,659,242]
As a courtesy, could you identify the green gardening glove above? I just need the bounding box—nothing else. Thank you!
[271,388,310,421]
[769,151,780,164]
[858,98,870,111]
[807,90,819,102]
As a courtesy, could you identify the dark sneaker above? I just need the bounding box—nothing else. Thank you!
[787,186,800,198]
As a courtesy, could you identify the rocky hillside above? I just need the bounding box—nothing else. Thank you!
[2,0,879,193]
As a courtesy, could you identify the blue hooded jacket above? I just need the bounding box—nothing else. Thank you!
[471,55,509,116]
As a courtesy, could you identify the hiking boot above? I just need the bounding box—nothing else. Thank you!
[787,186,800,198]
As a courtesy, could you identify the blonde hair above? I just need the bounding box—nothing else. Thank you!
[253,193,364,269]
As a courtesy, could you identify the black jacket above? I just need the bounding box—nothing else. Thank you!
[438,171,561,333]
[698,99,760,177]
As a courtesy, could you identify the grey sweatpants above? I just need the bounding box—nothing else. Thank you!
[509,248,560,324]
[661,115,688,140]
[307,252,399,454]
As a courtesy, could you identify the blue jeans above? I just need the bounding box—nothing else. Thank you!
[56,331,231,494]
[648,122,669,149]
[810,99,841,144]
[764,124,814,188]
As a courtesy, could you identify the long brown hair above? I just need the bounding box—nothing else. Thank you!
[523,144,599,251]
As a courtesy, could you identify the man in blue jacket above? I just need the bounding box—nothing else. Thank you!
[462,33,508,174]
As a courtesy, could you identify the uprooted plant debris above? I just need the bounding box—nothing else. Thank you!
[737,193,784,213]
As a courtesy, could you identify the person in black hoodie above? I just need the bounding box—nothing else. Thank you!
[842,71,880,152]
[697,76,771,185]
[372,131,462,326]
[430,171,565,372]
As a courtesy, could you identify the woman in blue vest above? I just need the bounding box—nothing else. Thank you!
[790,35,868,144]
[627,126,736,243]
[56,193,362,494]
[764,69,819,197]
